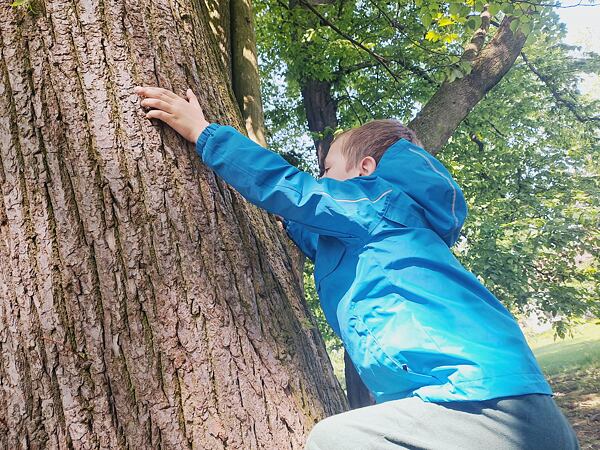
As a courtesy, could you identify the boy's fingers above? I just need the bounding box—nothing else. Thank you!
[135,86,178,101]
[145,109,172,123]
[140,98,174,113]
[186,89,200,107]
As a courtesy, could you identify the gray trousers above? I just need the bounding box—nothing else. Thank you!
[305,394,579,450]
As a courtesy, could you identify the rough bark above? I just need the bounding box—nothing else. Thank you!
[409,16,527,154]
[0,1,347,448]
[231,0,267,146]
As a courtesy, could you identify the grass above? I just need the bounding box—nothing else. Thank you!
[528,320,600,450]
[528,321,600,375]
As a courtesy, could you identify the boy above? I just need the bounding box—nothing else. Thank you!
[133,86,579,449]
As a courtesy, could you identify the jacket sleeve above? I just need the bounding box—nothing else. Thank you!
[282,219,318,261]
[196,123,392,240]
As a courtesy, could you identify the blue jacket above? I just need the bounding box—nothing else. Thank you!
[196,123,552,403]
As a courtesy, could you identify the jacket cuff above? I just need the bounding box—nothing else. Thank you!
[195,123,221,159]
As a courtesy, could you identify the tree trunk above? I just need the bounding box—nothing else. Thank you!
[0,1,347,448]
[300,80,338,173]
[231,0,267,147]
[202,0,233,84]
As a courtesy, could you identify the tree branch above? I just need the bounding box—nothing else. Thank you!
[521,52,600,123]
[510,0,600,8]
[409,16,528,154]
[333,56,439,84]
[462,5,491,63]
[333,61,379,79]
[231,0,268,146]
[470,133,485,152]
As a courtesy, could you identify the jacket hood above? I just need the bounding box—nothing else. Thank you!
[371,139,467,246]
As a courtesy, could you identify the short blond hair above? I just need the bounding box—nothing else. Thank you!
[330,119,422,172]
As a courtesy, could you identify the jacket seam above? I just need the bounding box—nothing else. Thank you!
[405,147,459,244]
[206,149,388,240]
[366,184,393,238]
[311,189,392,204]
[449,372,551,386]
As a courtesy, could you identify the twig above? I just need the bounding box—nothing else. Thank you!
[297,0,403,84]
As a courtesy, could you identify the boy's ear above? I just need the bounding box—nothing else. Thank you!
[358,156,377,176]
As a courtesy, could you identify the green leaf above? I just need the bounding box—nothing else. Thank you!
[460,5,472,16]
[510,18,520,33]
[421,13,433,28]
[449,3,461,16]
[446,67,457,83]
[459,60,473,75]
[447,67,465,82]
[521,21,533,35]
[503,3,515,14]
[425,30,441,42]
[466,17,480,30]
[488,4,501,16]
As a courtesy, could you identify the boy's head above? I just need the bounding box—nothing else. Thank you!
[321,119,422,181]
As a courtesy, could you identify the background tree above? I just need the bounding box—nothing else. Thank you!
[0,0,347,447]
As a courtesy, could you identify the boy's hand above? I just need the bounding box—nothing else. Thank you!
[274,215,285,231]
[134,86,210,143]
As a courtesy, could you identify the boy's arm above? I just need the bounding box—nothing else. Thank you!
[196,123,392,240]
[282,219,318,261]
[131,86,390,239]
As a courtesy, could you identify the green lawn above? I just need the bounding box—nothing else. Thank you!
[528,321,600,375]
